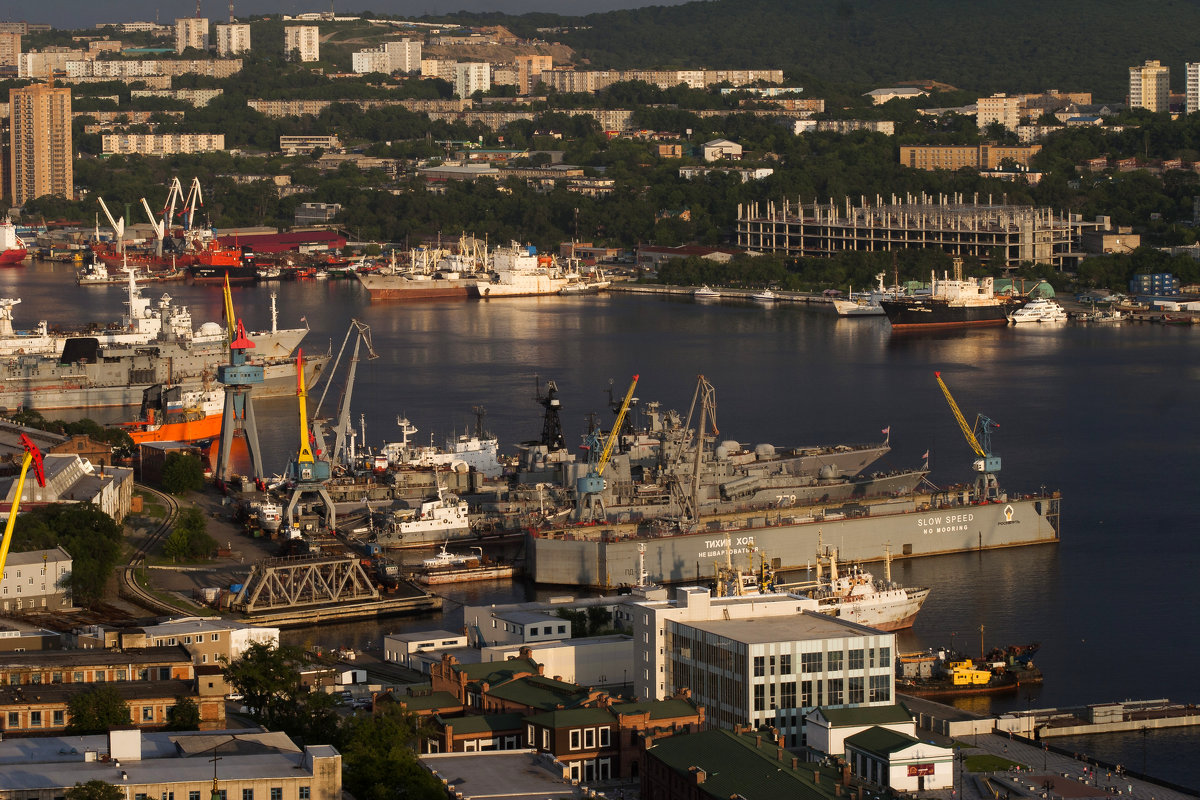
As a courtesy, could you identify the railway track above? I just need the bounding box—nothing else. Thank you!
[119,484,184,615]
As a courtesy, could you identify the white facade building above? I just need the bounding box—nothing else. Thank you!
[384,629,470,671]
[174,17,208,53]
[481,635,633,687]
[1129,59,1170,112]
[976,93,1022,131]
[214,23,251,56]
[0,548,71,613]
[1187,62,1200,115]
[454,61,491,99]
[284,26,320,62]
[351,49,390,74]
[384,39,422,73]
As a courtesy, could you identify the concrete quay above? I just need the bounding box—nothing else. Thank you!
[901,695,1200,800]
[609,282,833,304]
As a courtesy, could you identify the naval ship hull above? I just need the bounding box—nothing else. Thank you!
[881,299,1011,329]
[357,272,482,301]
[0,347,328,411]
[527,493,1061,588]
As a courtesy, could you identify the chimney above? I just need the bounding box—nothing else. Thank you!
[791,757,799,769]
[813,771,820,784]
[777,746,784,762]
[755,735,761,748]
[835,785,843,796]
[690,767,706,784]
[841,764,851,786]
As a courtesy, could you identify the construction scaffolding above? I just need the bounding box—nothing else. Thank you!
[737,193,1090,268]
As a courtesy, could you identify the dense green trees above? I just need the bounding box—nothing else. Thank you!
[162,507,218,562]
[11,504,124,608]
[165,696,202,731]
[339,706,444,800]
[66,685,131,734]
[64,781,124,800]
[162,452,205,495]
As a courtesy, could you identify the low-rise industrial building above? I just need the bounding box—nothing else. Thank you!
[0,547,71,613]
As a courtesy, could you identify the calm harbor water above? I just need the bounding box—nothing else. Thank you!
[6,262,1199,789]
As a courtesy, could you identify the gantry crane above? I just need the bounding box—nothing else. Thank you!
[0,435,46,579]
[284,348,335,533]
[574,374,638,521]
[934,371,1001,500]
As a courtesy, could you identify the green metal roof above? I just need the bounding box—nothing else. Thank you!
[455,657,540,683]
[435,712,526,735]
[646,729,841,800]
[611,698,699,720]
[844,726,924,756]
[814,703,912,726]
[524,707,615,728]
[484,675,592,710]
[399,691,462,711]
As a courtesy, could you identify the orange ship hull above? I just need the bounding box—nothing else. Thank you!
[125,412,224,445]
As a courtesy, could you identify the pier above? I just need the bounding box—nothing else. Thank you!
[609,282,834,304]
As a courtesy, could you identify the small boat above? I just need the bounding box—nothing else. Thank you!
[694,285,720,300]
[749,289,777,303]
[831,276,890,317]
[417,543,516,585]
[76,257,114,285]
[1008,297,1068,324]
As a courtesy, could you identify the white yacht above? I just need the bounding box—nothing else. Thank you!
[694,285,720,300]
[1008,297,1068,324]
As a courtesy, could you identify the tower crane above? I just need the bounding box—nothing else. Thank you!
[934,371,1001,501]
[310,319,378,470]
[0,435,46,580]
[574,374,638,521]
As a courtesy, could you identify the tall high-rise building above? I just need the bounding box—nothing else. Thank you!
[1129,59,1170,112]
[1187,63,1200,115]
[284,26,320,62]
[454,61,490,99]
[9,83,73,206]
[383,38,421,73]
[175,17,209,54]
[214,23,251,56]
[0,32,21,68]
[976,93,1021,131]
[514,54,553,95]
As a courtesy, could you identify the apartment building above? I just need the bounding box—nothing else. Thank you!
[977,93,1022,131]
[1187,63,1200,115]
[75,618,280,667]
[900,143,1042,170]
[1130,59,1170,112]
[17,49,86,78]
[385,38,421,73]
[130,88,223,106]
[8,83,72,205]
[214,23,251,56]
[102,132,225,155]
[0,33,20,68]
[174,17,208,53]
[454,61,491,99]
[284,26,320,62]
[514,54,553,95]
[0,548,71,613]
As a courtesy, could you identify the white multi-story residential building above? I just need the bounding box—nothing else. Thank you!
[284,25,320,62]
[101,132,226,155]
[174,17,208,53]
[385,38,422,73]
[977,93,1022,131]
[1187,63,1200,115]
[214,23,250,55]
[454,61,490,99]
[17,49,86,78]
[1130,59,1170,112]
[351,49,390,74]
[0,548,72,613]
[0,32,20,68]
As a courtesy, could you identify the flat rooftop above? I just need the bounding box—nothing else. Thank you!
[684,610,885,644]
[421,750,585,799]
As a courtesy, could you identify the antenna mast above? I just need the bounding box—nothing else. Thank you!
[195,0,202,18]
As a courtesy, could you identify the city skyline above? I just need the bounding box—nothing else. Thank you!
[3,0,688,27]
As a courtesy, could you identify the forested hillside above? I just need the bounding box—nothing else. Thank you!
[469,0,1200,99]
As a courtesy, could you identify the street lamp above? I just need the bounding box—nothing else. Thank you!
[956,749,968,799]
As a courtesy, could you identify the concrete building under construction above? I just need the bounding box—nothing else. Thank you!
[736,193,1088,267]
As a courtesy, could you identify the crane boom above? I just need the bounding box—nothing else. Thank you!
[0,435,46,579]
[597,374,638,476]
[296,349,314,463]
[934,371,986,458]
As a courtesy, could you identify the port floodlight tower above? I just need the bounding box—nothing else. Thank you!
[284,348,336,533]
[934,371,1001,501]
[215,311,266,482]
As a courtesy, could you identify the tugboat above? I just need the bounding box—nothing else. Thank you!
[189,242,258,283]
[896,641,1043,698]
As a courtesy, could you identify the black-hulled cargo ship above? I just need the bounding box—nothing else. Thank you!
[881,265,1015,330]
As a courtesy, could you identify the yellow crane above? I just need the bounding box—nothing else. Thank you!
[934,371,1002,499]
[0,435,47,579]
[574,374,638,520]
